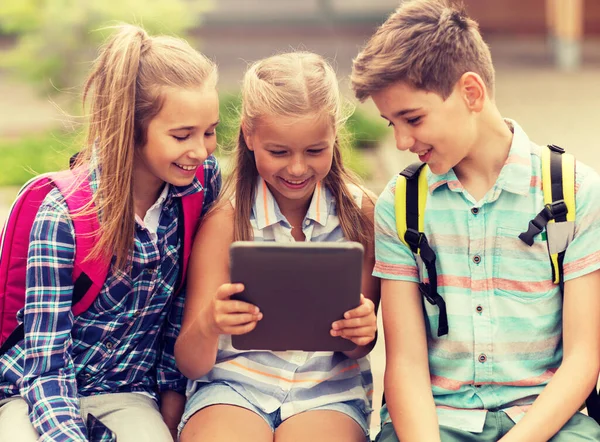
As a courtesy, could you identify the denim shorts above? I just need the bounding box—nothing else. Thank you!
[179,382,370,439]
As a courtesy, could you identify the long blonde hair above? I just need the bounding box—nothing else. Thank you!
[76,24,217,269]
[226,52,371,247]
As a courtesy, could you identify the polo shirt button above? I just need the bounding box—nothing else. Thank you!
[471,207,479,215]
[473,255,481,264]
[304,219,310,226]
[133,310,141,317]
[106,342,113,350]
[476,305,483,313]
[478,353,487,363]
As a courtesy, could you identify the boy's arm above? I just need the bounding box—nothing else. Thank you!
[370,178,440,441]
[499,270,600,442]
[382,279,441,442]
[21,195,89,440]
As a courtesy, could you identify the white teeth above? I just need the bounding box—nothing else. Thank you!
[284,179,306,185]
[176,164,197,171]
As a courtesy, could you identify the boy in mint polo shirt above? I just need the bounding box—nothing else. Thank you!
[351,1,600,441]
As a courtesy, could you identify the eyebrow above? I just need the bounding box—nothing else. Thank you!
[170,120,220,131]
[264,142,328,149]
[381,108,422,120]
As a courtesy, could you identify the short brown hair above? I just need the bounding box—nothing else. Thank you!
[351,0,495,101]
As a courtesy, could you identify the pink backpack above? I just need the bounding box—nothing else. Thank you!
[0,165,204,355]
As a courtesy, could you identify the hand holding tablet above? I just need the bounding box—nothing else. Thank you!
[229,242,365,351]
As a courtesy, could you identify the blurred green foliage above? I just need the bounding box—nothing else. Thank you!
[0,130,80,186]
[0,0,212,94]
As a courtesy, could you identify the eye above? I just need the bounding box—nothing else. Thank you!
[173,135,190,141]
[307,148,325,155]
[387,121,394,127]
[268,150,286,156]
[406,116,422,126]
[205,131,216,137]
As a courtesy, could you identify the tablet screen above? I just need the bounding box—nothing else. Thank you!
[229,241,363,352]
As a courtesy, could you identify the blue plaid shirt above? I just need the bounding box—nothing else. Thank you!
[0,156,220,441]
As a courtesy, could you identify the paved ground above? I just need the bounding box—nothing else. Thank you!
[1,34,599,434]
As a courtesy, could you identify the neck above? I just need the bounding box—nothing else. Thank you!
[454,110,513,200]
[269,186,313,228]
[132,165,165,219]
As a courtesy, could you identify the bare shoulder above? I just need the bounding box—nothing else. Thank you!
[197,199,235,242]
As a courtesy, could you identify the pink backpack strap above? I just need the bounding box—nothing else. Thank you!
[0,174,56,346]
[51,168,110,315]
[0,168,108,353]
[177,168,205,292]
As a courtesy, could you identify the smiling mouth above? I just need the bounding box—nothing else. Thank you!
[175,163,199,171]
[281,178,309,185]
[279,177,312,189]
[413,148,432,157]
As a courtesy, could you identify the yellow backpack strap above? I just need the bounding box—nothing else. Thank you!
[519,144,575,288]
[394,162,448,336]
[395,162,428,251]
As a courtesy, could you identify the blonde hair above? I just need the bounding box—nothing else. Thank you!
[225,52,372,247]
[76,24,217,269]
[351,0,495,101]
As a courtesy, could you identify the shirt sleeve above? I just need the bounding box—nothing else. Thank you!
[20,189,88,440]
[372,175,420,282]
[563,162,600,281]
[156,285,186,394]
[201,155,222,216]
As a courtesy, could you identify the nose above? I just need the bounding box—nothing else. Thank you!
[394,127,415,152]
[288,155,308,177]
[187,140,208,162]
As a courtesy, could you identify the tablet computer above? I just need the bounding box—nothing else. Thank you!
[229,241,363,352]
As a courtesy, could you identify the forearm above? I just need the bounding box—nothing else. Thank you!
[500,353,600,442]
[175,314,220,380]
[385,362,441,442]
[21,377,88,440]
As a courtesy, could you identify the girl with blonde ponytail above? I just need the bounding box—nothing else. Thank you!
[176,52,380,442]
[0,25,220,441]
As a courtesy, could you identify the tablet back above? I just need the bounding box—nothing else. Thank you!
[230,242,363,352]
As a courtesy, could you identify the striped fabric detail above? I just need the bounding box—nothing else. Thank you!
[186,178,373,421]
[374,120,600,431]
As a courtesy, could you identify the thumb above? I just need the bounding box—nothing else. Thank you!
[215,283,245,300]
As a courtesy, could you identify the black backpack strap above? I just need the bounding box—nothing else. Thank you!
[399,163,448,337]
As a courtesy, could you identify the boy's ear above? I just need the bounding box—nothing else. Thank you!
[459,72,486,112]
